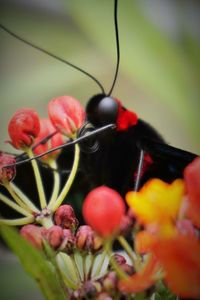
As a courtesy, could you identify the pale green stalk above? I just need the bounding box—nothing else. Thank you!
[0,193,32,217]
[26,148,47,209]
[5,183,32,213]
[11,182,39,212]
[0,216,34,226]
[50,144,80,211]
[47,159,60,208]
[118,235,140,271]
[104,240,128,280]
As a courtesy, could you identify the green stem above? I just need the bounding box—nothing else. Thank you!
[11,182,39,212]
[47,160,60,208]
[87,253,95,279]
[82,254,87,281]
[71,253,83,282]
[118,235,140,271]
[0,216,34,226]
[104,240,128,280]
[5,183,33,213]
[39,216,54,228]
[50,143,80,211]
[0,192,32,217]
[26,148,47,209]
[57,253,79,289]
[93,251,107,278]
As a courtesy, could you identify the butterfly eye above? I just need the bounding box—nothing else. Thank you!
[86,94,118,127]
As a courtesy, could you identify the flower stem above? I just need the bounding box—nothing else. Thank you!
[118,235,140,271]
[26,148,47,209]
[5,183,33,213]
[93,251,107,278]
[0,216,34,226]
[11,182,39,212]
[104,240,128,280]
[0,192,32,217]
[50,143,80,211]
[47,160,60,208]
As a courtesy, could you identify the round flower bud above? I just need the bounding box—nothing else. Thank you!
[20,224,46,250]
[48,96,85,138]
[54,204,78,231]
[76,225,102,252]
[33,118,64,161]
[43,225,63,250]
[110,254,126,266]
[0,152,16,185]
[83,186,126,238]
[8,108,40,149]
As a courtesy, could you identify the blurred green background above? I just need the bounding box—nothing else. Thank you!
[0,0,200,299]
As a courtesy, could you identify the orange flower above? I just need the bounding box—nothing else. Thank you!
[118,255,159,293]
[126,178,185,227]
[122,177,200,298]
[153,234,200,299]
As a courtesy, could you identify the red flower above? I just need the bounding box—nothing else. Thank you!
[33,118,64,160]
[184,156,200,228]
[0,152,16,185]
[82,186,126,238]
[8,108,40,149]
[48,96,85,138]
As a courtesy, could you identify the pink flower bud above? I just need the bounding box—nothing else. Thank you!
[102,271,118,293]
[61,229,76,254]
[54,204,78,231]
[8,108,40,149]
[20,224,46,249]
[43,225,63,250]
[83,186,126,238]
[48,96,85,138]
[33,118,64,160]
[76,225,102,253]
[0,152,16,185]
[111,254,126,266]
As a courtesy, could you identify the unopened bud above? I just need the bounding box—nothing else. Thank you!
[0,152,16,185]
[44,225,63,250]
[110,253,126,266]
[54,205,78,231]
[20,224,45,249]
[8,108,40,149]
[102,271,118,293]
[76,225,102,253]
[60,229,75,254]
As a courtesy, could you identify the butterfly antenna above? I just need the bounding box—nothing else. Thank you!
[107,0,120,96]
[0,23,105,94]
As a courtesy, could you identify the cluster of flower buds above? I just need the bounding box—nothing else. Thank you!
[20,204,104,255]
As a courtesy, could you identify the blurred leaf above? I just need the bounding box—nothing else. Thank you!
[0,226,67,300]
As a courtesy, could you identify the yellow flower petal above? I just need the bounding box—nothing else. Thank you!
[126,179,185,226]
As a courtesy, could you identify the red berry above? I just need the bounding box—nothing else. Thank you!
[83,186,126,238]
[8,108,40,149]
[48,96,85,138]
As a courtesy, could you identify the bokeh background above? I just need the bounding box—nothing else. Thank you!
[0,0,200,299]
